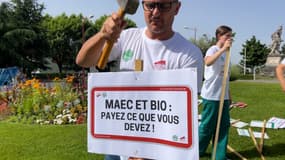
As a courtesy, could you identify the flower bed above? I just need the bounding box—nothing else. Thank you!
[0,76,87,124]
[0,98,9,120]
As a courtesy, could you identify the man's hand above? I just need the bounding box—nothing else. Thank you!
[100,12,127,42]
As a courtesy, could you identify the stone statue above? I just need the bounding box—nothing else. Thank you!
[269,25,283,55]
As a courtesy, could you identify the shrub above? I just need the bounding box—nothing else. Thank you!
[230,65,241,81]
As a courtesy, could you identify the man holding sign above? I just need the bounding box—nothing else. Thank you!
[76,0,203,159]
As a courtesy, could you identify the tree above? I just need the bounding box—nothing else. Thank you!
[0,2,14,66]
[42,14,137,73]
[239,36,270,71]
[191,34,215,56]
[42,13,95,73]
[0,0,49,76]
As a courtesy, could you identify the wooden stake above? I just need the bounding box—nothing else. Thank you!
[227,145,247,160]
[212,49,231,160]
[248,128,266,160]
[231,119,241,125]
[260,120,266,153]
[135,59,143,72]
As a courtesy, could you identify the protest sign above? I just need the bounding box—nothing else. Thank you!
[87,68,199,160]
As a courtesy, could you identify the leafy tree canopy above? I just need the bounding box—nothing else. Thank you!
[42,13,96,73]
[191,34,216,56]
[94,15,137,32]
[0,0,49,75]
[239,36,270,69]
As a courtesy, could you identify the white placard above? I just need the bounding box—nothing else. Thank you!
[87,68,199,160]
[237,129,269,139]
[250,120,275,129]
[230,118,248,128]
[267,117,285,129]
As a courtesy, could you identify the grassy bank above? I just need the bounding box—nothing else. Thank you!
[0,123,103,160]
[201,81,285,160]
[0,81,284,160]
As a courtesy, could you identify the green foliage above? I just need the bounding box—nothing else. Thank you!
[94,15,108,32]
[0,0,49,75]
[94,15,137,32]
[1,1,138,74]
[125,18,137,29]
[240,36,270,70]
[41,13,92,73]
[191,34,216,56]
[32,72,71,79]
[230,65,241,81]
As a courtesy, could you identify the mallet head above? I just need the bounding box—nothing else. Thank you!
[117,0,139,15]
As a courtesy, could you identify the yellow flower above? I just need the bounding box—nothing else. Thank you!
[53,77,60,81]
[24,79,33,87]
[65,76,75,83]
[33,82,40,89]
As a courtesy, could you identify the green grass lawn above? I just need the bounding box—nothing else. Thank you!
[226,81,285,160]
[201,81,285,160]
[0,123,104,160]
[0,81,284,160]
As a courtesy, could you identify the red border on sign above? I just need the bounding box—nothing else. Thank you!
[90,86,192,148]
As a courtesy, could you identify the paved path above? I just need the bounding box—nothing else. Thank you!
[236,79,279,83]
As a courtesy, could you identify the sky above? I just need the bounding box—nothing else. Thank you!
[1,0,285,64]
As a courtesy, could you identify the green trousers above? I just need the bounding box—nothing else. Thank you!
[199,99,230,160]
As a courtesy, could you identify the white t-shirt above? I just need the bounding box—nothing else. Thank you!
[201,45,230,100]
[109,27,204,92]
[281,58,285,64]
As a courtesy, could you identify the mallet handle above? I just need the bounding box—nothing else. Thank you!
[96,8,125,70]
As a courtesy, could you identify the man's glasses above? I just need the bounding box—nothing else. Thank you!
[142,1,178,12]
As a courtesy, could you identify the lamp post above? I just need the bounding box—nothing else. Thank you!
[243,47,247,75]
[184,26,197,42]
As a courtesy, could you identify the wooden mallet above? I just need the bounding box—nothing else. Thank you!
[96,0,139,70]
